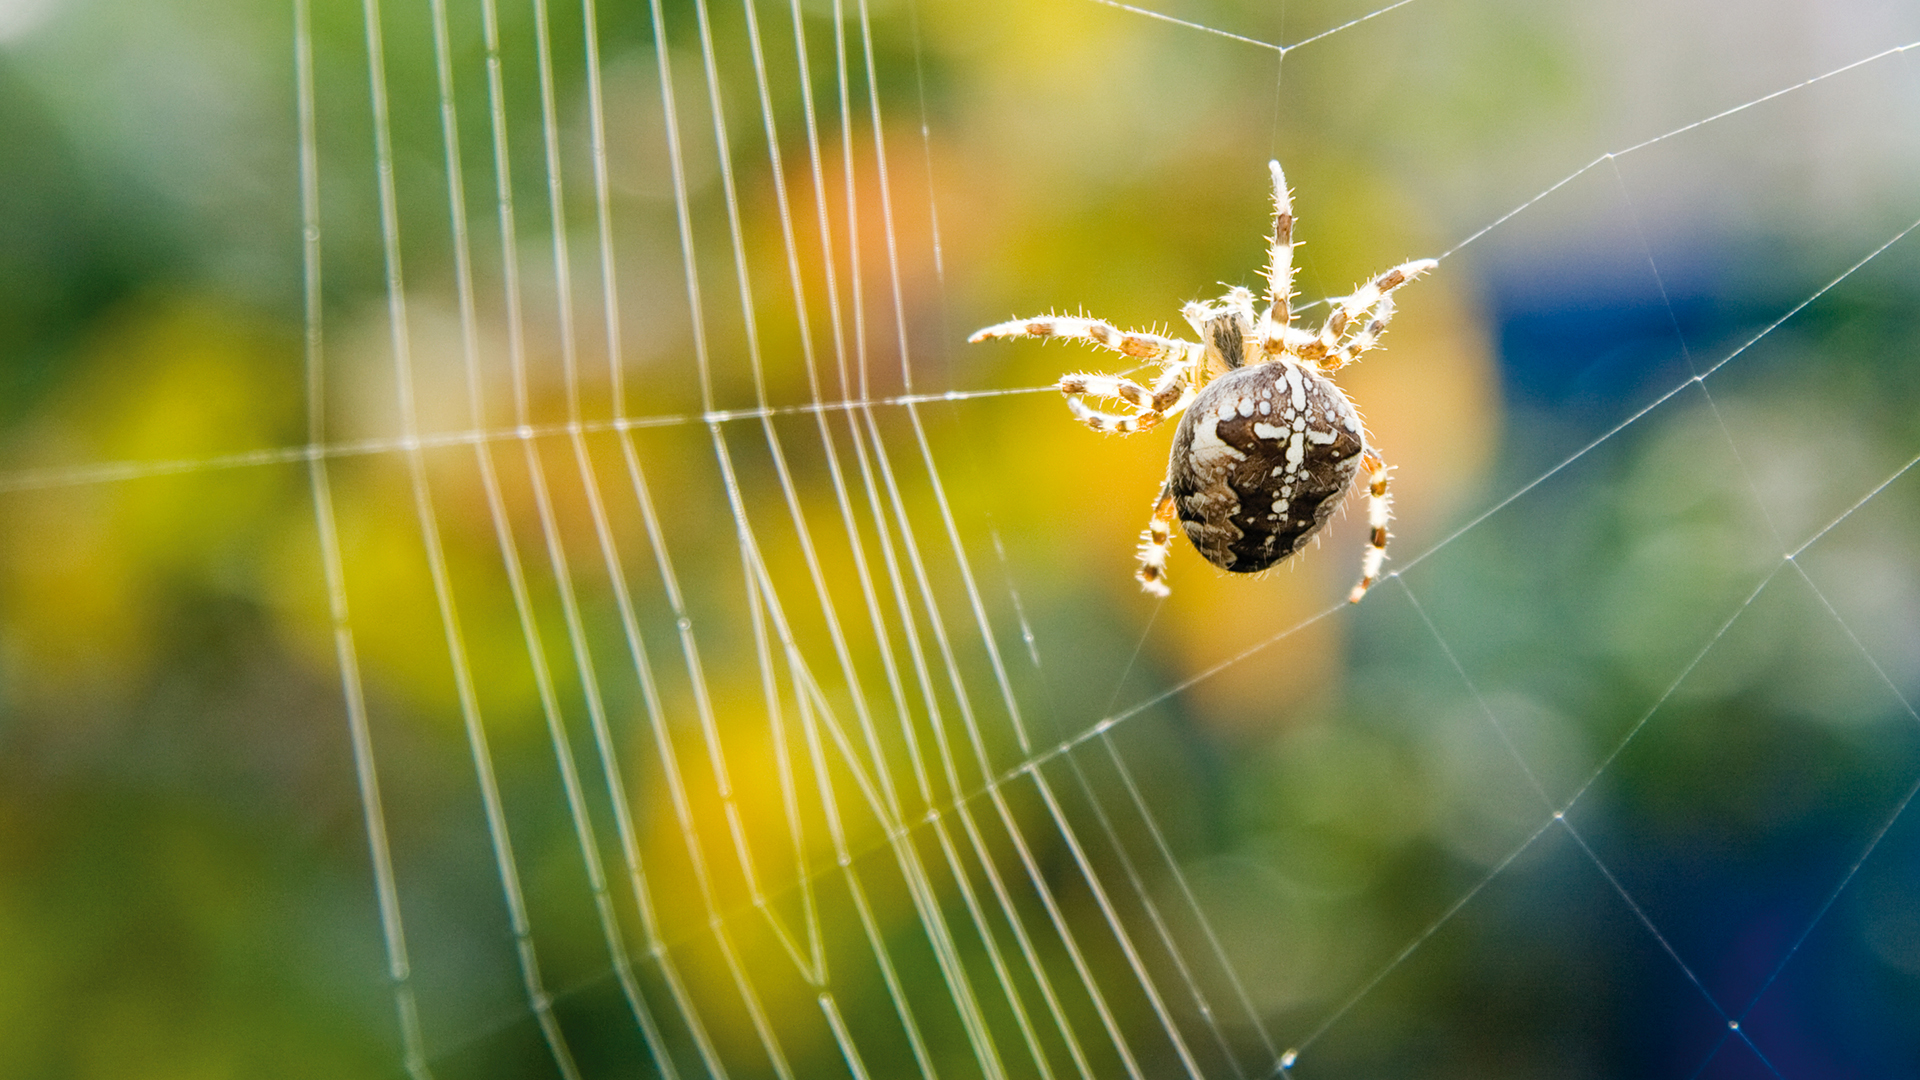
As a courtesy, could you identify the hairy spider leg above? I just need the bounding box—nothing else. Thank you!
[1261,159,1297,343]
[1135,486,1179,596]
[968,314,1204,432]
[967,315,1194,363]
[1057,366,1194,434]
[1307,258,1438,371]
[1325,295,1396,373]
[1348,452,1393,603]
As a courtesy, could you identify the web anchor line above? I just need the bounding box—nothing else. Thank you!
[294,0,431,1074]
[1086,0,1424,55]
[0,386,1055,495]
[1396,578,1790,1077]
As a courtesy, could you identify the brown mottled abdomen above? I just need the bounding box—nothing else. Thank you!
[1167,361,1367,573]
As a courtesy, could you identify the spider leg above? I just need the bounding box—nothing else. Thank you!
[1348,452,1392,603]
[1305,258,1438,371]
[1135,485,1179,596]
[968,315,1196,365]
[970,313,1203,432]
[1324,295,1396,371]
[1261,160,1296,342]
[1058,364,1193,434]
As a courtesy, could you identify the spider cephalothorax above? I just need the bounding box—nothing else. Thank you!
[970,160,1435,601]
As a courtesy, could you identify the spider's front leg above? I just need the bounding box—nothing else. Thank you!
[1056,364,1192,434]
[1260,159,1297,344]
[1135,485,1179,597]
[1304,258,1438,371]
[969,314,1202,434]
[968,314,1195,362]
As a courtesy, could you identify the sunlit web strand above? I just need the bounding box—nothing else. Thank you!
[398,419,1910,1079]
[1668,564,1920,1077]
[357,0,588,1072]
[19,38,1909,503]
[786,388,1909,856]
[919,195,1902,934]
[638,17,1107,1080]
[567,0,767,1061]
[428,585,1352,1078]
[1610,158,1920,1075]
[1396,577,1786,1077]
[0,386,1055,495]
[1443,38,1919,258]
[1286,439,1920,1069]
[662,0,1178,1073]
[1057,746,1259,1080]
[1401,210,1920,582]
[1085,0,1278,51]
[293,0,429,1074]
[856,16,1904,1076]
[1792,452,1920,560]
[1334,186,1920,1071]
[977,454,1281,1065]
[439,0,701,1061]
[1087,0,1423,54]
[45,32,1913,502]
[806,5,1127,1070]
[1298,383,1919,1071]
[370,0,595,1068]
[851,0,1247,1064]
[138,6,1920,1074]
[639,0,912,1072]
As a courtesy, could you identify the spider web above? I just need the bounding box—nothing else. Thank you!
[0,0,1917,1077]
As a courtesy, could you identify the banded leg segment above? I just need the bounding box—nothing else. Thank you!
[1306,258,1438,370]
[1325,295,1396,372]
[1262,159,1297,340]
[1135,486,1179,597]
[1058,364,1192,434]
[1348,452,1393,603]
[969,315,1198,366]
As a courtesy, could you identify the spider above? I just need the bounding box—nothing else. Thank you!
[970,160,1436,602]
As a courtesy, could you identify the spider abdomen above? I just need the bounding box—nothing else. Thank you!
[1167,361,1367,574]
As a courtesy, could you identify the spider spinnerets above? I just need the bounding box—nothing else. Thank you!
[970,160,1436,602]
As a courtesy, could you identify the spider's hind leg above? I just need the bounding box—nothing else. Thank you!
[1136,485,1179,596]
[1348,452,1393,603]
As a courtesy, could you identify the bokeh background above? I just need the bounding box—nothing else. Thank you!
[2,0,1918,1077]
